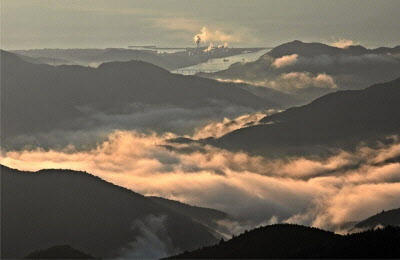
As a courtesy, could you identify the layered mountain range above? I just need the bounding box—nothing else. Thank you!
[0,165,229,259]
[199,40,400,104]
[209,77,400,156]
[1,50,293,149]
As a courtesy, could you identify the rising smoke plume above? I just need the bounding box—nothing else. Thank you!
[193,27,235,47]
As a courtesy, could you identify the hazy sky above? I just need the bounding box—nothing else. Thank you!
[1,0,399,50]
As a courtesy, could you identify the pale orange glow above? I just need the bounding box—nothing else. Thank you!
[272,54,298,68]
[330,39,357,49]
[1,130,399,230]
[193,27,236,45]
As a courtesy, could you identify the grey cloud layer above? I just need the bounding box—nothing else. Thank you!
[5,103,260,150]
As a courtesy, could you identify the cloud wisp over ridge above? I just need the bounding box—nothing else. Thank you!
[329,39,357,49]
[2,127,399,232]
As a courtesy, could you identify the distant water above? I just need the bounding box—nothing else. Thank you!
[172,48,271,75]
[127,47,186,53]
[156,48,187,53]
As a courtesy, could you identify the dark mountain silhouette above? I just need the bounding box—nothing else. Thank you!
[199,41,400,104]
[148,196,229,235]
[11,48,205,70]
[354,208,400,230]
[148,196,228,222]
[167,224,400,259]
[11,47,265,71]
[14,53,77,65]
[0,165,225,259]
[24,245,95,259]
[1,50,289,149]
[267,40,400,58]
[210,77,400,156]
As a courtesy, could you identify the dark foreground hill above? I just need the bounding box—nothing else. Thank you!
[24,245,95,259]
[0,165,224,259]
[355,208,400,230]
[167,224,400,259]
[148,196,228,233]
[211,77,400,156]
[1,50,289,149]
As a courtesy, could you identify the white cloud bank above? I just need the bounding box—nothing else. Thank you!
[329,39,357,49]
[272,54,298,68]
[1,128,399,232]
[217,72,337,92]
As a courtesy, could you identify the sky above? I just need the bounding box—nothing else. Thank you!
[1,0,399,50]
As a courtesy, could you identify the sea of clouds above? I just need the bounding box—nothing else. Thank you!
[2,114,399,234]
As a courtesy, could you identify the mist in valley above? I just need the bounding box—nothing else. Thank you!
[1,0,400,259]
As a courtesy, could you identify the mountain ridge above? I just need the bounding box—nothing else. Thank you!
[211,77,400,156]
[266,40,400,58]
[167,224,400,259]
[1,49,290,149]
[198,40,400,105]
[355,208,400,230]
[0,165,226,259]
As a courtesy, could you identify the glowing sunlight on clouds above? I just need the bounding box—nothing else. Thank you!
[272,54,298,68]
[329,39,357,49]
[1,128,399,231]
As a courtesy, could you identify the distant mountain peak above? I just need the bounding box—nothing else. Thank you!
[355,208,400,229]
[23,245,95,259]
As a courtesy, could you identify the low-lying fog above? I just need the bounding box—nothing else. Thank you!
[2,114,399,233]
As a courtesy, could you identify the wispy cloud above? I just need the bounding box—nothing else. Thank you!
[151,16,255,45]
[329,38,358,49]
[152,17,201,32]
[2,128,399,232]
[272,54,298,68]
[217,72,337,92]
